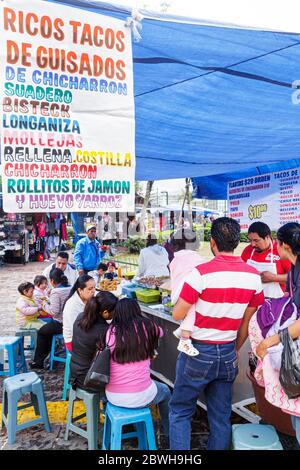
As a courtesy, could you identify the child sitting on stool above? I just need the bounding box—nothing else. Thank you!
[16,282,45,330]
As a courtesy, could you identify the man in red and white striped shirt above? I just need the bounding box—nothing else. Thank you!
[169,217,264,450]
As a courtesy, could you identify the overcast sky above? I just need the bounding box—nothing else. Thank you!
[140,178,185,194]
[111,0,300,33]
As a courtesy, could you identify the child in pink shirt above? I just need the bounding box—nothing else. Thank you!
[169,229,205,356]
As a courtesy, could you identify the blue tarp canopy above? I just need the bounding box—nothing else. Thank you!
[192,158,300,200]
[147,204,223,215]
[49,1,300,185]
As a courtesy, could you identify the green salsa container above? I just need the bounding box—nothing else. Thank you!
[136,289,161,303]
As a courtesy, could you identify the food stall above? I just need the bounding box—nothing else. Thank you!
[141,303,258,422]
[0,212,29,264]
[120,276,259,422]
[0,211,69,264]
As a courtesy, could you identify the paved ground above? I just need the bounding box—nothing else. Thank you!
[0,258,298,451]
[0,258,211,450]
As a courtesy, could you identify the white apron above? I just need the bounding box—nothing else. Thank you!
[246,244,283,299]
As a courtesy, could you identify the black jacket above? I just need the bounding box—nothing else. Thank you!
[70,312,109,391]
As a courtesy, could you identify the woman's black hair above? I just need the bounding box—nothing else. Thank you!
[79,291,118,332]
[110,298,160,364]
[33,275,47,287]
[277,222,300,255]
[146,234,157,247]
[170,229,199,252]
[66,274,94,301]
[97,262,108,271]
[49,268,69,287]
[18,282,34,295]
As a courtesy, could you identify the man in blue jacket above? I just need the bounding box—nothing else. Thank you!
[74,223,103,275]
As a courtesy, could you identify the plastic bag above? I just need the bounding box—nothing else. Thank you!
[279,327,300,398]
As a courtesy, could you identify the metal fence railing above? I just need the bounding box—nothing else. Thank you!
[105,254,138,273]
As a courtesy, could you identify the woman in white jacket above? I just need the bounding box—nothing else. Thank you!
[29,268,71,370]
[63,275,96,352]
[136,235,169,278]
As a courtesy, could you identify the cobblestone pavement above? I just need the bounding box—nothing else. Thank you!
[0,259,298,451]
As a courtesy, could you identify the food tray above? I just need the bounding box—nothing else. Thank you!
[136,276,169,289]
[99,279,118,291]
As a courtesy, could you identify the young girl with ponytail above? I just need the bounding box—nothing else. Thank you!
[105,298,171,441]
[70,291,118,392]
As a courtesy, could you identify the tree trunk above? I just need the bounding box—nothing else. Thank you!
[179,178,193,228]
[186,178,193,227]
[139,180,154,236]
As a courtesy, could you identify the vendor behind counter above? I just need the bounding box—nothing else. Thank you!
[241,222,290,298]
[136,235,169,278]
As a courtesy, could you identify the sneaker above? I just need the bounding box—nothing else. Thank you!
[177,339,199,356]
[173,327,181,339]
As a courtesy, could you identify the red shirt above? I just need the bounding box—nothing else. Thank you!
[241,241,291,291]
[179,255,264,344]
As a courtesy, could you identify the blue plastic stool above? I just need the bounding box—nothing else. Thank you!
[102,402,157,450]
[62,350,72,401]
[0,336,27,377]
[49,334,66,370]
[15,329,37,360]
[64,387,103,450]
[232,423,283,450]
[1,371,51,444]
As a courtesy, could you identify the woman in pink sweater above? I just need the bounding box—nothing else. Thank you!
[169,229,205,356]
[105,298,171,441]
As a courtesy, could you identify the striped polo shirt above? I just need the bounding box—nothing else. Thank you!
[179,255,264,343]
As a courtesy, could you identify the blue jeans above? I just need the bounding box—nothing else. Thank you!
[148,380,171,437]
[169,341,238,450]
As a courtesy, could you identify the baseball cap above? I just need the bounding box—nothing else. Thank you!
[107,261,116,268]
[86,223,97,232]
